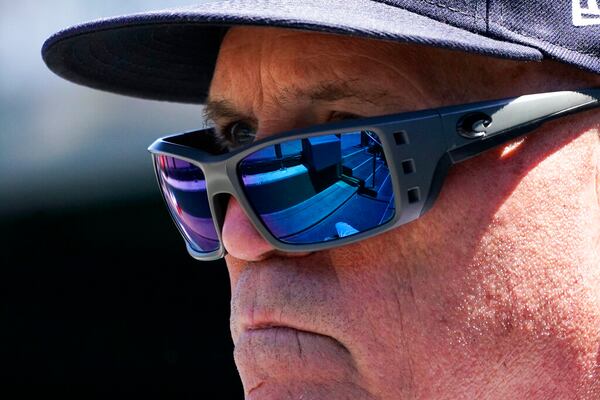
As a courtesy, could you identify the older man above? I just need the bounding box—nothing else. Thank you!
[44,1,600,399]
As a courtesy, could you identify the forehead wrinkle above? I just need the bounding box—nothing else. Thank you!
[334,52,430,106]
[290,47,433,107]
[305,79,390,106]
[259,79,393,112]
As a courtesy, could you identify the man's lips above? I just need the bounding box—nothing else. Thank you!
[235,325,356,395]
[234,301,349,353]
[242,322,343,347]
[241,324,343,346]
[242,320,334,338]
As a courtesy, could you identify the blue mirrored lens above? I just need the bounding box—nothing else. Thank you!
[239,131,395,244]
[153,155,219,253]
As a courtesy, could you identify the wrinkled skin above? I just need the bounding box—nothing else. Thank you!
[207,27,600,399]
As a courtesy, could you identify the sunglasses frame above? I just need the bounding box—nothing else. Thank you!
[148,88,599,261]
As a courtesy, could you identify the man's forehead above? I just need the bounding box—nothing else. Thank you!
[207,28,424,117]
[211,28,403,80]
[206,25,568,119]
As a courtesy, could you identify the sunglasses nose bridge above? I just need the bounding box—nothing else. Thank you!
[202,159,236,195]
[202,160,240,244]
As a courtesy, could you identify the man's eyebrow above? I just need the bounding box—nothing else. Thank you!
[203,99,252,125]
[205,80,389,122]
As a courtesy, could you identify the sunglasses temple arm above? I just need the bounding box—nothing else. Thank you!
[440,88,600,164]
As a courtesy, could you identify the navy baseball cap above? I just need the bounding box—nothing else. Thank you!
[42,0,600,104]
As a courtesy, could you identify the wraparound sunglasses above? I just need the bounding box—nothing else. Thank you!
[148,88,600,261]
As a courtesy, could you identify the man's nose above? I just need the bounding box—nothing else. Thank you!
[221,196,312,261]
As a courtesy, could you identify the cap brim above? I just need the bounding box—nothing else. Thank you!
[42,0,543,104]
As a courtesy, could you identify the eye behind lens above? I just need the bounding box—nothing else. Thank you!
[223,121,256,149]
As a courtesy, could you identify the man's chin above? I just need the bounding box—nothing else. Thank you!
[234,327,363,397]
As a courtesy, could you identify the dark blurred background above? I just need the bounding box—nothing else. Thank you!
[1,1,242,397]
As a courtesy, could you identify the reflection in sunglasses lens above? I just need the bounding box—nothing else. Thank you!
[239,131,395,244]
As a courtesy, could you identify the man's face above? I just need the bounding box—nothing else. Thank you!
[208,27,600,399]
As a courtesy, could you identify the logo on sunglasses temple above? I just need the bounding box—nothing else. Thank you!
[457,112,493,139]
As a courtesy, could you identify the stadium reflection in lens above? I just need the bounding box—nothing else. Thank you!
[154,155,220,253]
[239,131,395,244]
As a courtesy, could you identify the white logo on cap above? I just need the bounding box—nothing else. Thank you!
[573,0,600,26]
